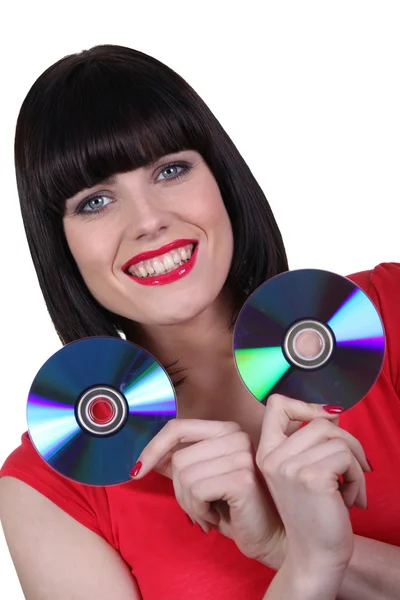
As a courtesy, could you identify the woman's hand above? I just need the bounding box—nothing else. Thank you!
[131,394,370,576]
[256,394,371,577]
[131,418,284,564]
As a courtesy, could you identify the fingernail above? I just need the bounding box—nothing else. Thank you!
[323,405,345,414]
[130,461,143,478]
[366,458,373,471]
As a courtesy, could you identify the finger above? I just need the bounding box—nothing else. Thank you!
[189,469,258,508]
[260,416,370,474]
[132,419,241,478]
[277,439,367,509]
[282,413,339,436]
[171,431,253,473]
[258,394,345,456]
[174,451,255,528]
[177,451,255,493]
[303,450,368,510]
[281,412,339,437]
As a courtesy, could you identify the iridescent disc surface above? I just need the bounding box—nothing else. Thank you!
[234,269,386,410]
[27,337,176,486]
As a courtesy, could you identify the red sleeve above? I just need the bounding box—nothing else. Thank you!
[0,432,116,548]
[347,262,400,395]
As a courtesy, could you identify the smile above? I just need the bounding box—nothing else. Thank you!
[122,239,198,286]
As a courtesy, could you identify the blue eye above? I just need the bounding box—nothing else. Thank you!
[157,164,189,181]
[81,195,112,213]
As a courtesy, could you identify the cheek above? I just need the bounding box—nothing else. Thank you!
[200,184,234,256]
[207,187,234,245]
[63,222,114,277]
[190,178,232,231]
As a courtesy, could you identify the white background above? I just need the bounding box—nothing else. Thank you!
[1,1,399,596]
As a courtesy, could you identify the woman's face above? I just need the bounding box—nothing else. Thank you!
[63,150,234,326]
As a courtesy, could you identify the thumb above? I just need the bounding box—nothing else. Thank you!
[260,394,345,455]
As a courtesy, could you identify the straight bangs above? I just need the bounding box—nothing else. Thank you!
[18,55,208,213]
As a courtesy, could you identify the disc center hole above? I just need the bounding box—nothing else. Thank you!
[294,329,324,360]
[88,397,116,425]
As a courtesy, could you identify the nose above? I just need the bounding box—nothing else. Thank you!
[125,195,171,242]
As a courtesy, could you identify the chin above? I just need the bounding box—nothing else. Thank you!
[103,280,228,328]
[149,304,206,326]
[144,292,219,327]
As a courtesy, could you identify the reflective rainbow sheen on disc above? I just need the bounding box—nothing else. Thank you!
[234,269,385,410]
[27,337,176,486]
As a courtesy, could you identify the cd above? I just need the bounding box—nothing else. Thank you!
[27,337,176,486]
[233,269,385,410]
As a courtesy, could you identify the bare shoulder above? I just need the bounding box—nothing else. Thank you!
[0,476,142,600]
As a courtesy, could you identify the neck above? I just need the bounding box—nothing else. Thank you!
[123,288,265,446]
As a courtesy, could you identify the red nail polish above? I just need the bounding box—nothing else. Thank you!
[367,458,373,471]
[130,461,142,477]
[323,405,345,414]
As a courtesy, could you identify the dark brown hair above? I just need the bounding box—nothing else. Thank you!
[15,44,288,345]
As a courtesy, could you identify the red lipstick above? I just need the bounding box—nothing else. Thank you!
[122,239,198,286]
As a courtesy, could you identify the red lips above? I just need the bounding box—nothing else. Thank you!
[122,239,198,286]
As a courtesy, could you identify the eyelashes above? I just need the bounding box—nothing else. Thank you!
[77,195,113,216]
[156,163,190,182]
[74,161,192,216]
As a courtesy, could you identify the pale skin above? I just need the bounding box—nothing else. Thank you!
[1,150,400,599]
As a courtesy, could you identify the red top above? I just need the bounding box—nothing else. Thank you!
[2,262,400,599]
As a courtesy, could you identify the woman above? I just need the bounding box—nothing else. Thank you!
[0,45,399,600]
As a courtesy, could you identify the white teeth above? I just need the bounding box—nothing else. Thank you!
[154,260,165,274]
[127,243,195,278]
[163,255,175,270]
